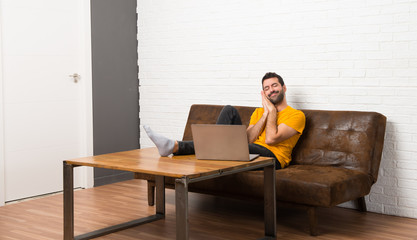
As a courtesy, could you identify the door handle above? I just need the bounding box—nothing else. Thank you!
[69,73,80,83]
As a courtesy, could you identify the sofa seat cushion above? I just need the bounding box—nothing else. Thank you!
[276,165,373,207]
[184,165,373,207]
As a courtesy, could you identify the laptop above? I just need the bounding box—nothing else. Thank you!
[191,124,259,161]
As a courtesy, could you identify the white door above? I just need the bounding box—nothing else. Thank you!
[0,0,93,203]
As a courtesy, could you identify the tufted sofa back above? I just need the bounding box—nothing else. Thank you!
[292,110,386,183]
[182,104,386,183]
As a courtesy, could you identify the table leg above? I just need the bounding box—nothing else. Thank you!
[155,176,165,215]
[63,162,74,240]
[63,165,165,240]
[175,177,189,240]
[264,164,276,238]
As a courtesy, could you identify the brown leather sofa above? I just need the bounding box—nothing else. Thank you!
[136,104,387,235]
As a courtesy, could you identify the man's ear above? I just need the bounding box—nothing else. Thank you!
[283,85,287,93]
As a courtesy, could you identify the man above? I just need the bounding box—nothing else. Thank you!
[144,72,305,169]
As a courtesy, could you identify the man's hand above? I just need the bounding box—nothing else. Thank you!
[261,90,276,114]
[247,91,273,144]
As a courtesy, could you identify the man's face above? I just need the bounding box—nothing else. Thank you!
[262,77,286,105]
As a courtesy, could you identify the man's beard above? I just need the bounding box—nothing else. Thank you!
[268,91,284,105]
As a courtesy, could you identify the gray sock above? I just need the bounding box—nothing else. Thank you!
[143,125,175,156]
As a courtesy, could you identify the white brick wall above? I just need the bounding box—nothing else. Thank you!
[138,0,417,218]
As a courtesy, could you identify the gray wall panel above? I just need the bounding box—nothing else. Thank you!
[91,0,139,186]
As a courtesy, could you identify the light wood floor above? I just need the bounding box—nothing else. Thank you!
[1,179,417,240]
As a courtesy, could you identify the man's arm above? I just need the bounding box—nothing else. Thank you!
[264,111,298,145]
[247,114,267,143]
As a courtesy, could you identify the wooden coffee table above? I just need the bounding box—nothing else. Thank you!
[63,147,276,239]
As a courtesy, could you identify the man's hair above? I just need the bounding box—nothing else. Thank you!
[262,72,285,86]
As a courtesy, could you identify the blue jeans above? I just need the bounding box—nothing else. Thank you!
[176,105,281,169]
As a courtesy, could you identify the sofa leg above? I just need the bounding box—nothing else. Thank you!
[147,181,155,206]
[357,197,367,212]
[307,207,319,236]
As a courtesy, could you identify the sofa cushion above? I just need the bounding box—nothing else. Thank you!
[276,165,373,206]
[185,165,373,207]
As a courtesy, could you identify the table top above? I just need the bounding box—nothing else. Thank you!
[64,147,274,179]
